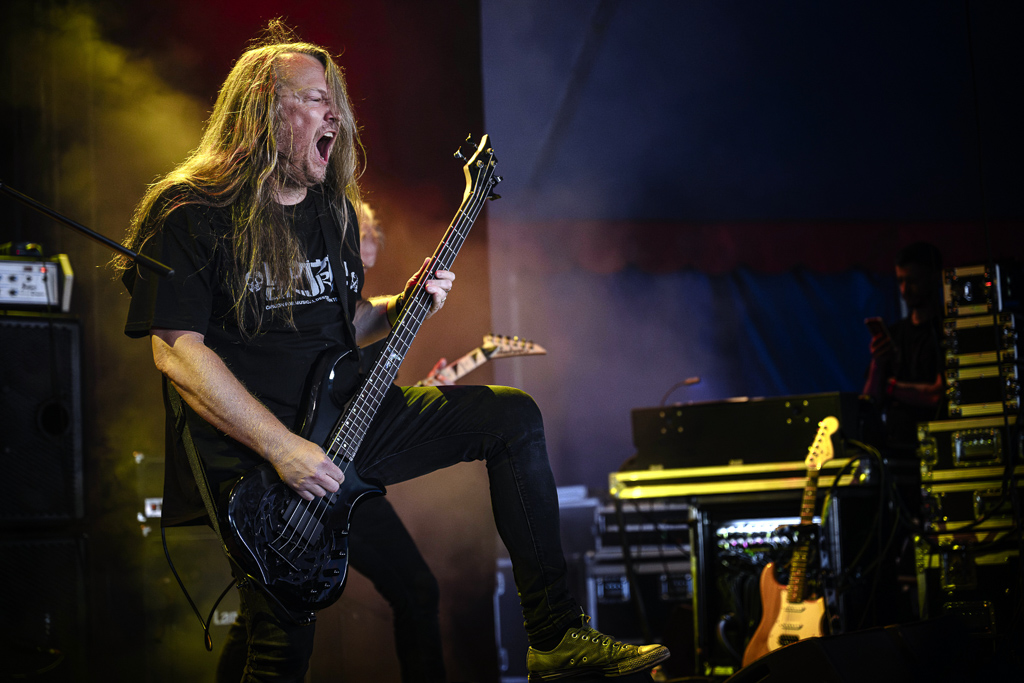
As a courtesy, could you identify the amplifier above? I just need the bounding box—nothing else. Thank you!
[917,415,1020,471]
[946,364,1019,417]
[587,555,695,678]
[0,315,84,524]
[0,534,90,681]
[595,498,690,555]
[943,313,1017,367]
[916,537,1020,636]
[0,254,74,312]
[610,458,863,502]
[921,471,1023,534]
[627,392,863,470]
[586,499,696,679]
[588,556,692,629]
[943,262,1021,318]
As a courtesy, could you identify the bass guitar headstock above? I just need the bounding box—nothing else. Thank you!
[455,135,502,201]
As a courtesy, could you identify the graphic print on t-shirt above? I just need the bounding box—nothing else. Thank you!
[246,254,347,310]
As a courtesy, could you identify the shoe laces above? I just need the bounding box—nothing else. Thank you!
[570,626,625,650]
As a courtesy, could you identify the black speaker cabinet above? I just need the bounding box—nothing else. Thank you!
[0,315,84,525]
[0,534,89,681]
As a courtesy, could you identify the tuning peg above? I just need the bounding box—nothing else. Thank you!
[454,134,476,161]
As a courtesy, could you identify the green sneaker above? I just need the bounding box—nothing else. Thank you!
[526,618,670,680]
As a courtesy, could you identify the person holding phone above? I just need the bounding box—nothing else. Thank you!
[861,241,947,452]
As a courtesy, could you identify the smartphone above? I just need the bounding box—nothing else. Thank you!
[864,316,890,340]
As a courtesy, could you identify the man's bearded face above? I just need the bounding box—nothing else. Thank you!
[276,53,338,189]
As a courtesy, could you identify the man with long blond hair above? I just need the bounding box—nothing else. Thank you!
[118,22,669,682]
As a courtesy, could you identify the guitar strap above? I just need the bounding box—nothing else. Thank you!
[163,374,316,626]
[161,376,241,647]
[163,375,226,542]
[312,187,358,349]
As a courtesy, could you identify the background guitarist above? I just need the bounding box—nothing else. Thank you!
[115,21,669,682]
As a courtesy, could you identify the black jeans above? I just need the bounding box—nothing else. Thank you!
[348,495,446,682]
[217,383,581,682]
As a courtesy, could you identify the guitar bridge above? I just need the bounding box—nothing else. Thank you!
[268,543,301,572]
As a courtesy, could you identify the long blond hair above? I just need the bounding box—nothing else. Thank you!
[114,23,361,335]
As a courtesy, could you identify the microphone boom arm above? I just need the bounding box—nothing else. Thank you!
[0,180,173,278]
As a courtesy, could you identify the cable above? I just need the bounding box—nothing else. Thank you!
[161,527,235,652]
[825,442,886,579]
[613,497,653,642]
[819,440,907,630]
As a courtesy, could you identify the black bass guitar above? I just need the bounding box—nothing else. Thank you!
[222,136,500,622]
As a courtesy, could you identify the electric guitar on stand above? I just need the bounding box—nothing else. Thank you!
[741,416,839,666]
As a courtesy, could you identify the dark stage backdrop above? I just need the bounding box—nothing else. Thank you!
[481,0,1024,490]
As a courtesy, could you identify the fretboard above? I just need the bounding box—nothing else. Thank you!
[433,346,492,384]
[324,139,497,466]
[787,468,821,603]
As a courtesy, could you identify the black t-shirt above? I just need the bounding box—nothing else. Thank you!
[884,316,945,449]
[123,187,363,524]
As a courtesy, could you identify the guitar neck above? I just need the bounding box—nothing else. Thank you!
[787,468,820,603]
[784,416,836,604]
[327,138,498,465]
[433,345,492,384]
[799,469,820,528]
[372,183,488,383]
[426,334,546,385]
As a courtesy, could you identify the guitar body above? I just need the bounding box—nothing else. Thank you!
[742,562,826,666]
[223,349,384,621]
